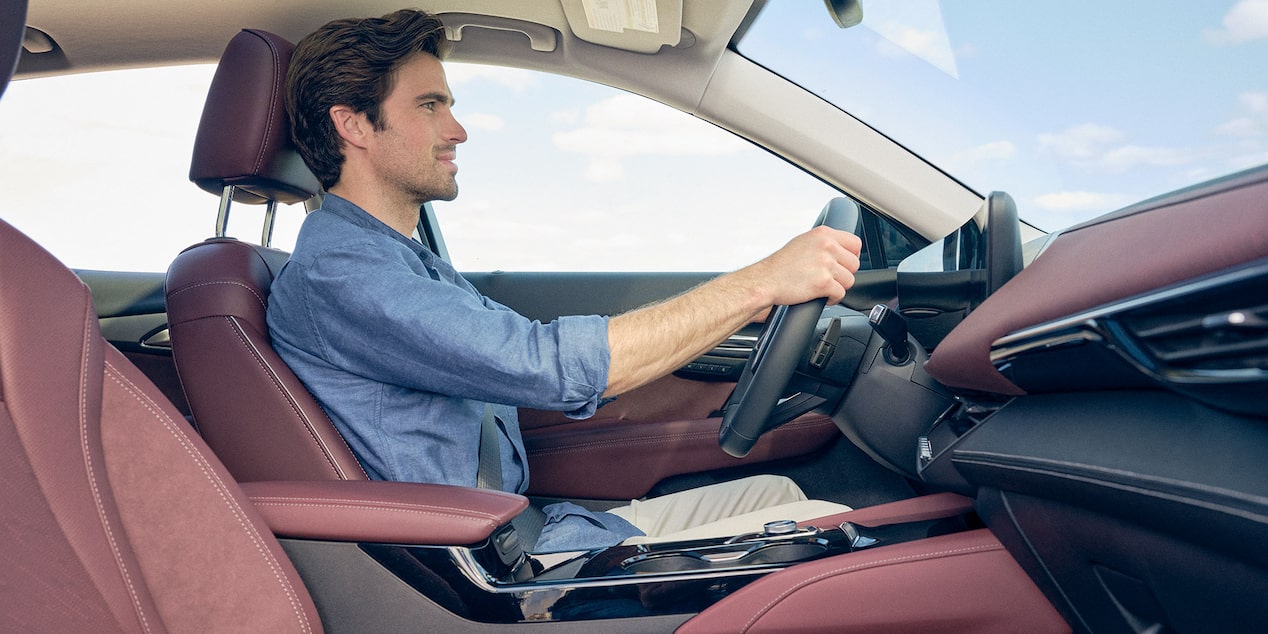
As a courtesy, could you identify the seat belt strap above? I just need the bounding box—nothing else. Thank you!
[476,404,502,491]
[476,404,546,549]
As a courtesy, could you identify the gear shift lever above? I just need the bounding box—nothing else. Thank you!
[868,304,911,365]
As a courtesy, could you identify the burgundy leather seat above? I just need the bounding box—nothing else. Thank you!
[165,29,367,482]
[1,219,325,632]
[0,8,317,627]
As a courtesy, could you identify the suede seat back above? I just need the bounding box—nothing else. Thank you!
[0,217,322,632]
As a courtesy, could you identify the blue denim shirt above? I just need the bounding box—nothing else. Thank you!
[267,194,640,551]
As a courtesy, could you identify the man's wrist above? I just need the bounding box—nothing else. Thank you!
[717,263,777,317]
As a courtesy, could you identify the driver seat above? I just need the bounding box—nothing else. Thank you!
[165,28,367,482]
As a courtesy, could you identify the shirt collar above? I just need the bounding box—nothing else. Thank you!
[319,193,432,260]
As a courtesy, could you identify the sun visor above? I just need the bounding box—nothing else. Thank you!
[560,0,683,54]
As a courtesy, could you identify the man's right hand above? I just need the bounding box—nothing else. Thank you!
[739,225,863,308]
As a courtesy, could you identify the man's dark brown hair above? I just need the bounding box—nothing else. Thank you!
[287,9,449,190]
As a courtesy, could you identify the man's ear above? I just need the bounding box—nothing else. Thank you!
[329,105,371,149]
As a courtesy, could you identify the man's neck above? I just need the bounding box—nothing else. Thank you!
[326,183,421,237]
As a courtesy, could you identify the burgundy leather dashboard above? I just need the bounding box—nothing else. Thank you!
[924,167,1268,395]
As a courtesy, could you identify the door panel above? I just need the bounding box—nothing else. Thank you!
[520,371,838,499]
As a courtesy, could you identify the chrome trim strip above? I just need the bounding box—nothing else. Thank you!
[994,260,1268,351]
[140,328,172,349]
[260,199,276,247]
[215,185,235,238]
[989,327,1102,364]
[446,547,785,594]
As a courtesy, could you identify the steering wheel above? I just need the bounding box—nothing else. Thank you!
[718,198,861,458]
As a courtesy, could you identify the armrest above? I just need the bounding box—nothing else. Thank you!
[239,480,529,546]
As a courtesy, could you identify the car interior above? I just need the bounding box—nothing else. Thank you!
[4,0,1268,632]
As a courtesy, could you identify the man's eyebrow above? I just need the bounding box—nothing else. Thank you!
[416,91,454,107]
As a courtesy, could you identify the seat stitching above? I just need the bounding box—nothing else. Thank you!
[104,360,313,633]
[251,502,501,527]
[248,497,503,521]
[741,542,1001,632]
[227,316,366,479]
[252,30,282,174]
[80,310,153,633]
[167,279,266,310]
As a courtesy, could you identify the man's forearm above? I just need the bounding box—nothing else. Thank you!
[604,268,770,397]
[603,226,861,397]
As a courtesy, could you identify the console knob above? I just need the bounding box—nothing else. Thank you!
[763,519,799,536]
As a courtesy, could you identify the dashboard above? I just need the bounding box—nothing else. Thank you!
[911,165,1268,631]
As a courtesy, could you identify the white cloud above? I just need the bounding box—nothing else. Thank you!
[550,108,581,125]
[460,112,504,131]
[1037,123,1193,173]
[1204,0,1268,44]
[552,93,748,182]
[1099,145,1191,172]
[1037,124,1125,162]
[445,63,537,92]
[1033,191,1130,213]
[1215,91,1268,137]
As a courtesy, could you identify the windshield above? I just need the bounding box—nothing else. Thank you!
[738,1,1268,232]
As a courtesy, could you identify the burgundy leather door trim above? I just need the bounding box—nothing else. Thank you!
[524,413,837,499]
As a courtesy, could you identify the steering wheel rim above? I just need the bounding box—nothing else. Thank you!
[718,198,861,458]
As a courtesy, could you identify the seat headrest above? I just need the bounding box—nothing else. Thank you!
[189,29,320,205]
[0,0,27,100]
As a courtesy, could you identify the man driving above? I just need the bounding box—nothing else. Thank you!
[269,9,860,552]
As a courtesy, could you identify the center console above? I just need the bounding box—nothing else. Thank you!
[355,497,978,624]
[244,483,1061,630]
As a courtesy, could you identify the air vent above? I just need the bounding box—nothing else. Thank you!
[1117,276,1268,379]
[992,257,1268,417]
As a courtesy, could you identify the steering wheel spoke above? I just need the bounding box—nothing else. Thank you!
[718,198,861,457]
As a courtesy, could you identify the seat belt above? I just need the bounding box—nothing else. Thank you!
[477,404,545,549]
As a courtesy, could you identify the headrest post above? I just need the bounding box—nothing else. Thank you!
[215,185,235,238]
[260,200,277,247]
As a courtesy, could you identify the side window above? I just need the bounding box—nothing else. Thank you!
[432,64,852,273]
[877,215,923,268]
[0,65,305,272]
[0,63,920,275]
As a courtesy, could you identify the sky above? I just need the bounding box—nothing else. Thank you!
[741,0,1268,231]
[1,1,1265,272]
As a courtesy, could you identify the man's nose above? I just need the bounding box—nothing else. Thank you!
[448,113,468,144]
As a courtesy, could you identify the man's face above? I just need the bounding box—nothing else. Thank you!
[367,53,467,204]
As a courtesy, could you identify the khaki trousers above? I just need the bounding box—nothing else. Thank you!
[608,475,851,544]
